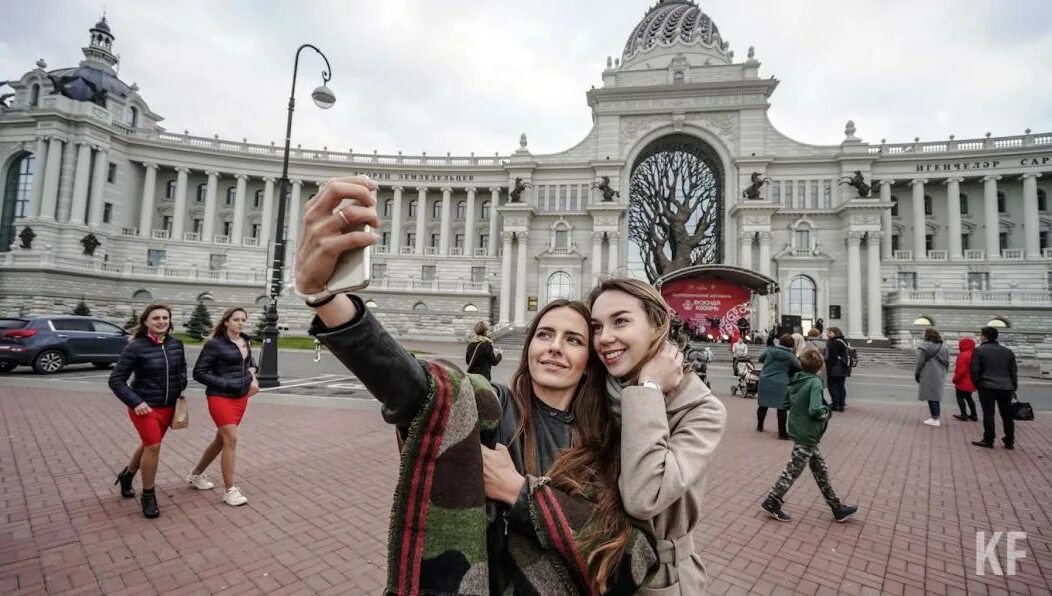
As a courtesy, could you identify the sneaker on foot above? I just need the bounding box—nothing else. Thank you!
[972,439,994,448]
[832,504,858,522]
[922,418,941,427]
[186,472,215,490]
[760,497,791,522]
[223,486,248,506]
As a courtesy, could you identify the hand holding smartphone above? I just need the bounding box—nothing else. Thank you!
[325,182,374,293]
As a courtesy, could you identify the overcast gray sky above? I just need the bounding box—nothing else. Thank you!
[3,0,1051,156]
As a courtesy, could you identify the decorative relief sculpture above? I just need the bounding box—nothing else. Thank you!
[80,233,101,256]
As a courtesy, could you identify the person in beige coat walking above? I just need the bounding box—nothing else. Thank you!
[589,278,727,594]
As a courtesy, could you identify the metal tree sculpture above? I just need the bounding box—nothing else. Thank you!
[628,139,723,282]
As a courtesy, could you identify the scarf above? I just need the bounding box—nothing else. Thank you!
[468,334,493,344]
[146,330,166,345]
[605,375,629,423]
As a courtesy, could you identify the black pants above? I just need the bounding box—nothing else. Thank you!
[978,388,1014,445]
[758,406,787,437]
[955,389,977,419]
[827,376,847,410]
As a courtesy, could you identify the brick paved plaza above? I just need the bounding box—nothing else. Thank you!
[1,379,1050,595]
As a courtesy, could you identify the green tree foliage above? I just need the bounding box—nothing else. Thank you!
[186,302,213,341]
[72,300,91,316]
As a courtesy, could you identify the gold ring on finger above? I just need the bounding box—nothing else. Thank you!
[337,207,350,226]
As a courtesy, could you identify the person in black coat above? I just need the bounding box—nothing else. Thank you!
[970,326,1019,449]
[108,304,188,518]
[188,307,258,506]
[824,327,851,412]
[465,320,502,380]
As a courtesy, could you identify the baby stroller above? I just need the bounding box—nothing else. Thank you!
[730,356,759,398]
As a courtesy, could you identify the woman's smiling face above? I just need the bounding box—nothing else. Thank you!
[526,306,591,393]
[590,289,657,380]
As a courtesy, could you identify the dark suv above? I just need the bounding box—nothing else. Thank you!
[0,315,129,374]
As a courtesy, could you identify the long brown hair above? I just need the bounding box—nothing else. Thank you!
[131,303,174,339]
[212,306,248,338]
[587,277,672,383]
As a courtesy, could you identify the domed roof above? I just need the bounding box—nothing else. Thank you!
[46,64,131,107]
[622,0,729,64]
[92,17,111,34]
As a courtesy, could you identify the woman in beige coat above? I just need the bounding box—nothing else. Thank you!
[589,278,727,594]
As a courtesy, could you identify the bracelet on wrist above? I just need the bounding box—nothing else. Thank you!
[304,293,337,308]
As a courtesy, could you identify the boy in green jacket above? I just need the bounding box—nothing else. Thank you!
[760,349,859,522]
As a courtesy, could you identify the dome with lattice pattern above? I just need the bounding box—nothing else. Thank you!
[622,0,730,65]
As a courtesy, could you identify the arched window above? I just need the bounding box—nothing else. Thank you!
[408,200,417,217]
[456,201,466,218]
[132,289,153,302]
[431,201,442,219]
[547,271,574,301]
[463,304,479,312]
[1,153,34,252]
[959,193,969,215]
[913,316,933,326]
[673,70,685,84]
[196,183,206,202]
[481,201,491,219]
[383,199,392,217]
[29,84,40,107]
[890,196,899,217]
[787,275,816,321]
[412,301,428,312]
[987,317,1009,328]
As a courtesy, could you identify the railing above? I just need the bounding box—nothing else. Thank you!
[867,132,1050,155]
[213,235,230,245]
[242,237,259,247]
[121,227,138,236]
[151,229,170,240]
[367,277,492,293]
[448,247,464,256]
[423,247,439,256]
[926,250,948,260]
[888,289,1052,306]
[548,247,574,255]
[399,246,416,255]
[0,252,268,285]
[1044,248,1052,258]
[474,248,490,257]
[1002,248,1025,260]
[372,245,389,255]
[183,232,201,242]
[963,249,985,260]
[892,250,913,260]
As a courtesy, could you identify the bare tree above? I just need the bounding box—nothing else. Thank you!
[628,140,722,282]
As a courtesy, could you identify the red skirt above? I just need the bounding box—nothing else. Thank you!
[207,394,251,427]
[128,406,175,447]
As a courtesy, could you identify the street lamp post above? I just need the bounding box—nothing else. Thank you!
[258,44,336,388]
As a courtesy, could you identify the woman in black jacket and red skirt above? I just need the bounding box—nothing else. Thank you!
[109,303,188,518]
[187,306,258,506]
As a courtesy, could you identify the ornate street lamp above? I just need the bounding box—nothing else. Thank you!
[258,44,335,388]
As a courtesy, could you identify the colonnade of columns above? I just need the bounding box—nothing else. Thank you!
[386,186,501,257]
[28,135,110,227]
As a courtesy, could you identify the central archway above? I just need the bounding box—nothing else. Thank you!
[627,133,725,282]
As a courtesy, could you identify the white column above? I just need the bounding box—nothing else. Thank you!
[866,232,884,339]
[87,149,108,226]
[846,232,864,339]
[464,187,476,256]
[68,142,93,224]
[260,177,275,245]
[499,231,514,324]
[1022,174,1042,258]
[28,136,48,217]
[591,231,603,283]
[38,137,64,220]
[202,171,219,241]
[390,186,404,253]
[879,180,893,257]
[607,232,619,274]
[171,167,189,238]
[415,187,428,255]
[739,232,753,269]
[945,177,963,259]
[757,231,772,334]
[137,163,158,237]
[439,186,452,255]
[487,187,500,257]
[982,175,1001,258]
[232,174,248,243]
[287,179,303,250]
[515,233,529,326]
[910,178,927,259]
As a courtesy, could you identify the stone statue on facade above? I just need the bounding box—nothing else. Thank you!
[18,226,35,249]
[591,176,620,201]
[742,172,771,200]
[80,233,101,256]
[839,170,872,198]
[509,177,532,203]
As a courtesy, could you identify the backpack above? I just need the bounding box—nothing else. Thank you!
[836,339,858,369]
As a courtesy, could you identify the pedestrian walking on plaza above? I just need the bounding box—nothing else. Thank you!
[731,332,749,376]
[760,349,858,523]
[757,334,800,439]
[187,306,259,506]
[296,176,657,594]
[915,327,950,427]
[971,326,1019,449]
[824,327,851,412]
[589,277,726,594]
[952,337,978,421]
[108,304,188,519]
[791,332,807,357]
[465,320,502,380]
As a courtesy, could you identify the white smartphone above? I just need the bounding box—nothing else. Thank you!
[325,186,374,293]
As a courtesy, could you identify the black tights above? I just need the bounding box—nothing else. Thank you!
[757,407,788,437]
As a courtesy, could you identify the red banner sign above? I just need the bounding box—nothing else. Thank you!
[662,277,752,341]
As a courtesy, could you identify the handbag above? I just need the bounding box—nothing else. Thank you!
[1012,393,1034,421]
[171,396,189,429]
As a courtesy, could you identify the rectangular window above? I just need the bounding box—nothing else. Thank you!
[891,234,900,251]
[371,263,387,280]
[430,233,439,248]
[823,180,832,208]
[421,265,437,281]
[146,249,166,267]
[967,272,990,291]
[1040,231,1049,250]
[107,163,117,183]
[193,219,203,234]
[225,188,235,206]
[406,232,416,247]
[209,253,226,271]
[253,191,263,209]
[795,229,810,250]
[1039,191,1047,212]
[785,182,794,206]
[455,233,464,249]
[251,223,260,238]
[560,185,568,211]
[896,272,917,290]
[890,197,899,217]
[961,233,970,250]
[999,232,1008,250]
[381,231,390,247]
[997,193,1006,213]
[52,319,94,332]
[555,229,568,249]
[960,194,969,215]
[925,234,934,251]
[538,185,547,210]
[161,215,171,231]
[570,185,579,211]
[1048,271,1052,291]
[772,182,782,204]
[471,266,485,283]
[102,202,113,223]
[165,180,176,200]
[809,181,819,209]
[924,195,932,216]
[222,221,232,236]
[479,234,489,249]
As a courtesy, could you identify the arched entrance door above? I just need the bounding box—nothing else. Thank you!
[628,134,724,282]
[1,152,34,252]
[787,275,817,330]
[546,271,574,302]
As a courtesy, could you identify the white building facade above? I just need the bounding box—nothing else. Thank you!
[2,4,1050,345]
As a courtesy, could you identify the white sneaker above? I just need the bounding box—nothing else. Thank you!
[223,486,248,506]
[923,418,941,427]
[186,472,215,490]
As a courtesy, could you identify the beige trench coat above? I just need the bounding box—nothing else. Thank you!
[619,373,727,595]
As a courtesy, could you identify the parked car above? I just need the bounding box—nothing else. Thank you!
[0,315,129,374]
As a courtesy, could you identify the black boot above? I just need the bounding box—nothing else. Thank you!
[832,504,858,522]
[114,467,135,499]
[760,496,791,522]
[141,488,159,519]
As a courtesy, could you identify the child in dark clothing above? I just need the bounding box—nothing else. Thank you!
[760,349,858,523]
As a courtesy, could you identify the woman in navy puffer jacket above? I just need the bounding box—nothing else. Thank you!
[108,304,188,518]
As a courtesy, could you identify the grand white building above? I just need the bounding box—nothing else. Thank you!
[2,3,1050,346]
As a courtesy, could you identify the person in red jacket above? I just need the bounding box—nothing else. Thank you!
[952,337,978,421]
